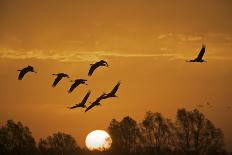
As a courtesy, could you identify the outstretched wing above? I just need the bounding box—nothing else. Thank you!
[88,64,98,76]
[52,76,62,87]
[110,81,121,95]
[196,45,205,60]
[85,103,96,112]
[68,82,80,93]
[69,105,80,109]
[80,91,91,106]
[18,69,28,80]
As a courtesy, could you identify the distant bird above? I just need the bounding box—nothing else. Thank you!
[102,81,121,99]
[187,45,206,62]
[52,73,70,87]
[85,93,106,112]
[17,65,37,80]
[88,60,109,76]
[68,91,91,109]
[68,79,88,93]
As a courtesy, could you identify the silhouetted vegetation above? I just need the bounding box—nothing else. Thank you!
[0,109,231,155]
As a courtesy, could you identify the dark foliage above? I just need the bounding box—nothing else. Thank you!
[0,109,230,155]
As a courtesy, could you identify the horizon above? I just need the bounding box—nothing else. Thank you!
[0,0,232,153]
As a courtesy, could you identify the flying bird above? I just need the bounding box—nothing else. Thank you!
[187,45,206,62]
[17,65,37,80]
[68,79,88,93]
[102,81,121,99]
[85,93,106,112]
[52,73,70,87]
[68,91,91,109]
[88,60,109,76]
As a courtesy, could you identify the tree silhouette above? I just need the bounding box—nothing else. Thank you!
[38,132,81,155]
[0,120,37,155]
[0,108,228,155]
[140,111,175,155]
[108,116,141,154]
[175,108,225,154]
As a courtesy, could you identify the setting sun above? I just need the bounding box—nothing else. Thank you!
[85,130,112,151]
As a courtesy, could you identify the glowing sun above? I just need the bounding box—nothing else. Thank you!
[85,130,112,151]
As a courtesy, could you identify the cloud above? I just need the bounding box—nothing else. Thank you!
[157,33,173,39]
[0,48,178,62]
[157,33,203,42]
[177,34,203,42]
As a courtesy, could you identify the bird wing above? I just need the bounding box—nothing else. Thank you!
[18,68,28,80]
[80,91,91,106]
[110,82,121,95]
[196,46,205,60]
[69,105,79,109]
[88,64,99,76]
[68,82,80,93]
[52,76,62,87]
[85,102,97,112]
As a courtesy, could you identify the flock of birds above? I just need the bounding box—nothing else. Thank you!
[17,60,121,112]
[18,45,226,112]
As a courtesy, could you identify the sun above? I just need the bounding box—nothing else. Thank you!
[85,130,112,151]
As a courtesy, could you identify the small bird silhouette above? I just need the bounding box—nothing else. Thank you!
[17,65,37,80]
[85,93,106,112]
[187,45,206,62]
[68,91,91,109]
[102,81,121,99]
[88,60,109,76]
[68,79,87,93]
[52,73,70,87]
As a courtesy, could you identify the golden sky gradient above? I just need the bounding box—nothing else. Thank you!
[0,0,232,150]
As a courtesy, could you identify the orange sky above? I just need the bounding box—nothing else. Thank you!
[0,0,232,150]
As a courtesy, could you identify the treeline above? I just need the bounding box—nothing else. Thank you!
[0,108,231,155]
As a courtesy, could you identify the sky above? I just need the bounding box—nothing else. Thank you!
[0,0,232,150]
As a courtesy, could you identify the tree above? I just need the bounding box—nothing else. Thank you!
[0,120,37,155]
[175,108,225,154]
[141,111,175,155]
[108,116,141,154]
[38,132,81,155]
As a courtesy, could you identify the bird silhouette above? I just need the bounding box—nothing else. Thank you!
[17,65,37,80]
[68,79,87,93]
[68,91,91,109]
[88,60,109,76]
[85,93,106,112]
[187,45,206,62]
[102,81,121,99]
[52,73,70,87]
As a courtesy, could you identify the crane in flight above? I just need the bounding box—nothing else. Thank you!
[17,65,37,80]
[88,60,109,76]
[52,73,70,87]
[68,91,91,109]
[187,45,206,62]
[102,81,121,99]
[85,93,106,112]
[68,79,88,93]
